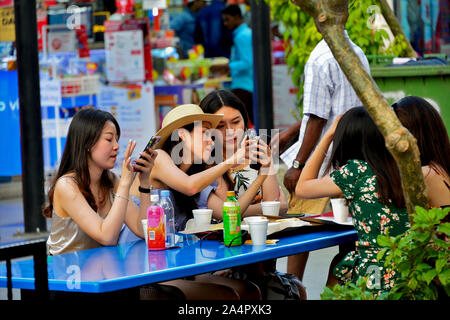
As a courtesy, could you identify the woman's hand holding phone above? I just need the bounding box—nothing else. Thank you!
[132,148,157,184]
[251,139,275,176]
[131,136,160,183]
[226,135,250,168]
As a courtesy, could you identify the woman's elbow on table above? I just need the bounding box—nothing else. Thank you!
[95,229,119,247]
[99,237,119,247]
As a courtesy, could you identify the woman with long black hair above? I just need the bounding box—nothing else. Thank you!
[199,89,287,216]
[296,107,411,295]
[44,108,156,256]
[393,96,450,208]
[130,103,266,299]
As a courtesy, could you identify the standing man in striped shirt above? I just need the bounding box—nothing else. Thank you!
[280,31,370,284]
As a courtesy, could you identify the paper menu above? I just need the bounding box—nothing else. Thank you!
[105,29,145,83]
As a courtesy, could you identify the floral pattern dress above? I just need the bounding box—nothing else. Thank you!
[330,159,410,293]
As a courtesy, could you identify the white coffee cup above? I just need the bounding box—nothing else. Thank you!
[261,201,281,216]
[192,209,213,227]
[244,216,269,246]
[330,198,349,223]
[141,219,148,245]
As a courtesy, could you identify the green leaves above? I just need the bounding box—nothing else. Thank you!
[438,268,450,287]
[376,234,391,247]
[436,258,446,274]
[422,269,438,285]
[320,278,378,300]
[265,0,397,116]
[322,206,449,300]
[437,222,450,235]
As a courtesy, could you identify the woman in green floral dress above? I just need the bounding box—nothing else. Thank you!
[295,107,410,294]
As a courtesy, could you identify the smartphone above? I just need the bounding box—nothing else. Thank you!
[134,136,161,172]
[247,131,272,171]
[141,135,161,154]
[246,129,262,171]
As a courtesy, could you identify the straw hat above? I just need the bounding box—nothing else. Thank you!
[153,104,223,149]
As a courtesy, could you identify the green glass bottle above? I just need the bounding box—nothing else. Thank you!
[223,191,242,246]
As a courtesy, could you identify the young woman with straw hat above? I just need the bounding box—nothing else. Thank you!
[130,103,267,299]
[131,103,270,231]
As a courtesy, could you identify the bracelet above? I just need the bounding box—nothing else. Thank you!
[138,186,151,194]
[113,193,130,202]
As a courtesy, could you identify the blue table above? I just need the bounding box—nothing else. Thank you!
[0,227,357,294]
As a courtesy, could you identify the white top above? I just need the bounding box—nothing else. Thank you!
[281,32,370,176]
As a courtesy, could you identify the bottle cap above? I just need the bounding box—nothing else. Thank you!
[160,190,170,197]
[226,191,235,197]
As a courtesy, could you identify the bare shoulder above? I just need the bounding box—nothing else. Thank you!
[155,149,170,160]
[153,149,175,168]
[422,165,433,176]
[422,165,446,180]
[53,175,82,218]
[54,174,80,198]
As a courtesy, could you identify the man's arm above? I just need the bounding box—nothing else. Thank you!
[283,114,327,194]
[277,120,301,154]
[283,48,331,194]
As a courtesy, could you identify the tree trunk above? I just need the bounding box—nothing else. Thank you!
[377,0,417,58]
[292,0,429,223]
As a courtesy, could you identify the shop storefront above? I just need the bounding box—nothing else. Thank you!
[0,0,237,177]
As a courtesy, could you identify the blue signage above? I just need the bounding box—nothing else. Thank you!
[0,71,21,176]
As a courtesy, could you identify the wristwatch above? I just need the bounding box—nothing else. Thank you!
[292,160,305,170]
[138,186,151,193]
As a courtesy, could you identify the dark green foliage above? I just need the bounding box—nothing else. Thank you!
[321,206,449,300]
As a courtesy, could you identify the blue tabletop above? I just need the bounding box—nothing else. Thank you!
[0,228,357,293]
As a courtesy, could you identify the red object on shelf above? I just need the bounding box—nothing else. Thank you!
[37,9,48,52]
[75,25,90,58]
[0,0,13,7]
[115,0,135,14]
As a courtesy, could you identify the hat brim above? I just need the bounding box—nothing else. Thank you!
[153,113,223,150]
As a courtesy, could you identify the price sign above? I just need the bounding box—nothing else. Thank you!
[0,6,15,42]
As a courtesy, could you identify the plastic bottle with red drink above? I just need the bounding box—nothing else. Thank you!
[147,192,165,250]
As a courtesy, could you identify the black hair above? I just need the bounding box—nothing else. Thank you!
[161,123,205,222]
[43,108,120,218]
[393,96,450,177]
[199,89,249,190]
[199,89,249,129]
[326,107,405,208]
[221,4,242,17]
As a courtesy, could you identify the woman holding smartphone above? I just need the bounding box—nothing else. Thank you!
[130,103,270,230]
[44,108,156,255]
[198,91,305,300]
[199,89,287,216]
[130,103,267,299]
